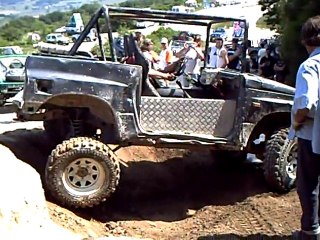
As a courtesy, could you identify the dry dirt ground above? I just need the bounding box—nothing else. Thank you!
[0,114,301,240]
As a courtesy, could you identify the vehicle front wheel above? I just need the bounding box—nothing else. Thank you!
[45,137,121,208]
[263,128,297,193]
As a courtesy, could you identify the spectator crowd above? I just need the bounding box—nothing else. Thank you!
[132,31,289,86]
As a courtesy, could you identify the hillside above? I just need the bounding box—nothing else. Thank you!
[0,0,125,17]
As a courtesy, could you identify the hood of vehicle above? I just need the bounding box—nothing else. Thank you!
[0,55,27,68]
[245,74,295,95]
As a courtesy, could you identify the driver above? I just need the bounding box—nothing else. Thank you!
[175,35,204,87]
[140,39,185,97]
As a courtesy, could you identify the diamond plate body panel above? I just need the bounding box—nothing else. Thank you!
[140,97,237,137]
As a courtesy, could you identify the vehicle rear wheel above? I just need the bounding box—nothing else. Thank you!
[72,37,77,43]
[45,137,121,208]
[57,41,63,45]
[263,128,297,192]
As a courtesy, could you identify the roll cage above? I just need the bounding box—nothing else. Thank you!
[68,6,249,72]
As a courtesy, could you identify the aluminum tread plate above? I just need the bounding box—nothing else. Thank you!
[140,97,236,137]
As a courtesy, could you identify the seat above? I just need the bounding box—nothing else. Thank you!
[128,34,161,97]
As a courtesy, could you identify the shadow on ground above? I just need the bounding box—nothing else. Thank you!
[0,129,270,222]
[197,234,292,240]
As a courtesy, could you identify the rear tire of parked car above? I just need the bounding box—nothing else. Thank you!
[263,128,297,193]
[57,41,63,45]
[45,137,121,208]
[72,37,77,43]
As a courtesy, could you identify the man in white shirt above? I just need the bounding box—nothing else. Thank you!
[288,15,320,240]
[158,37,173,71]
[207,37,228,69]
[257,40,267,64]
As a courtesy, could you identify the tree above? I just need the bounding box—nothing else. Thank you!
[280,0,320,85]
[257,0,282,31]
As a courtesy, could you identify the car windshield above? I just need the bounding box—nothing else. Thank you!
[214,28,225,32]
[0,57,26,68]
[9,60,24,69]
[0,48,14,55]
[172,40,186,47]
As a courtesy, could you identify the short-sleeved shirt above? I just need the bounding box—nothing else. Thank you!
[158,49,173,70]
[208,46,227,68]
[288,47,320,142]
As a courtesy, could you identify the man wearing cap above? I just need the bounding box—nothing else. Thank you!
[158,37,173,71]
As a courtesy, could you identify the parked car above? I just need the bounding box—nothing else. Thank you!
[71,28,97,42]
[46,33,70,45]
[136,21,156,28]
[211,27,228,41]
[169,39,194,55]
[0,46,23,55]
[0,55,26,105]
[114,37,125,58]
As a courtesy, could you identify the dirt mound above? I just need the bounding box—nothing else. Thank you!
[0,128,301,239]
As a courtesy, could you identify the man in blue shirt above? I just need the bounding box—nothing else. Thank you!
[289,15,320,240]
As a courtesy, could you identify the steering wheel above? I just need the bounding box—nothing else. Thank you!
[173,57,187,76]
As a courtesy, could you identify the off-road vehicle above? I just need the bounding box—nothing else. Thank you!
[10,7,297,208]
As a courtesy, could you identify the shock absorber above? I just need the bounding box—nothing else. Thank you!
[70,109,84,137]
[71,119,83,136]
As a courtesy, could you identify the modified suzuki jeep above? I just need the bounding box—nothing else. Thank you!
[13,7,296,208]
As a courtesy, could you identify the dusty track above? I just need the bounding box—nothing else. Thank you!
[0,124,300,239]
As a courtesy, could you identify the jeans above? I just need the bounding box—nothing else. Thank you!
[297,138,320,235]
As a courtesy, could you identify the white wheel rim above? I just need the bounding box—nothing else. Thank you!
[286,143,297,180]
[62,158,107,196]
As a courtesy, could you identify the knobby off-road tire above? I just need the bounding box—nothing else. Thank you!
[263,128,297,193]
[45,137,121,208]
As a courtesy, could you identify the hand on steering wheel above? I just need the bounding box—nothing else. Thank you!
[174,57,187,76]
[163,72,176,81]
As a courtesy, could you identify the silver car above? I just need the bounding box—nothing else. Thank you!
[0,56,27,82]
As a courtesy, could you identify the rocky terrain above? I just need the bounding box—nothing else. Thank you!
[0,113,300,240]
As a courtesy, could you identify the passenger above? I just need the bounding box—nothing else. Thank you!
[207,37,228,69]
[141,39,175,85]
[134,31,145,47]
[140,38,160,69]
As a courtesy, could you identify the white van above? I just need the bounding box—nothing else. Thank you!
[171,6,195,13]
